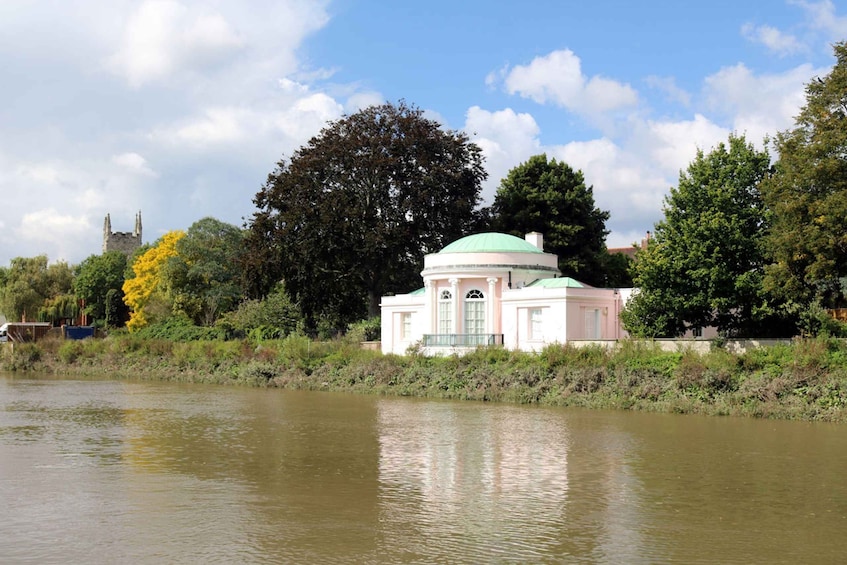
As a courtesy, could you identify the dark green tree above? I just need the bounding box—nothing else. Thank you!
[488,154,610,286]
[73,251,128,326]
[164,217,244,326]
[762,41,847,310]
[622,134,788,337]
[0,256,74,322]
[245,101,487,333]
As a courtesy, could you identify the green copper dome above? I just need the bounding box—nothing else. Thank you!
[525,277,587,288]
[438,233,543,254]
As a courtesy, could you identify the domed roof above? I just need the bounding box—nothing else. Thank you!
[438,232,543,254]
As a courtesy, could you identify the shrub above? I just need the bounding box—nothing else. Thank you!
[133,315,223,341]
[346,317,381,342]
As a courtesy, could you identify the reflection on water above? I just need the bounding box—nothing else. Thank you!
[2,373,847,564]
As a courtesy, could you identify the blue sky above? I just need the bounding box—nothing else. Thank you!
[1,0,845,267]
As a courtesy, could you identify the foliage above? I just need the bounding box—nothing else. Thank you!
[600,250,634,288]
[346,317,381,342]
[489,154,610,285]
[216,282,302,340]
[245,100,487,333]
[762,41,847,310]
[73,251,128,326]
[623,134,790,338]
[38,294,80,325]
[130,314,224,341]
[0,255,74,322]
[26,333,847,422]
[122,231,185,332]
[163,217,244,326]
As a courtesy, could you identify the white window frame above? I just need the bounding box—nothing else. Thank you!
[529,308,544,340]
[584,308,601,339]
[438,289,452,334]
[464,289,486,337]
[400,312,412,339]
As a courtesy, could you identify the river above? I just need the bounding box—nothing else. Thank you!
[1,372,846,564]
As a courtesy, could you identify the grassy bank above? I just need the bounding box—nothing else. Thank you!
[4,334,847,422]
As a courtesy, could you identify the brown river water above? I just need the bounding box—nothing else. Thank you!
[2,372,846,564]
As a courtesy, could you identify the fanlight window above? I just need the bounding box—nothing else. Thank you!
[464,289,485,336]
[438,289,452,334]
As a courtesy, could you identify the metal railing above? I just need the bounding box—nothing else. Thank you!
[422,334,504,347]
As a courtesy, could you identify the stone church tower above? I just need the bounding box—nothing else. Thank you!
[103,211,143,255]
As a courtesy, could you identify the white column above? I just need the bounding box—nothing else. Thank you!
[487,277,498,335]
[424,279,434,334]
[449,278,460,334]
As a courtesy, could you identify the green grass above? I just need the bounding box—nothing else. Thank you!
[6,336,847,422]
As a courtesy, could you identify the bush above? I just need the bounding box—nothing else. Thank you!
[346,317,381,342]
[133,315,224,341]
[2,343,43,371]
[217,283,302,340]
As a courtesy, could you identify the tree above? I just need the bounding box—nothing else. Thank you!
[245,101,487,333]
[73,251,128,327]
[217,282,302,339]
[622,134,787,338]
[488,154,610,286]
[123,231,185,332]
[163,217,244,326]
[762,41,847,310]
[0,256,73,322]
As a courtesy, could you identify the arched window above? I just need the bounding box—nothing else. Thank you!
[438,290,452,334]
[464,289,485,337]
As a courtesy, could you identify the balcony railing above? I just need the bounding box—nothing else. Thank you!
[422,334,504,347]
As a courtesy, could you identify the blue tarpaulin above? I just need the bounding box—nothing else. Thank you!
[64,326,95,340]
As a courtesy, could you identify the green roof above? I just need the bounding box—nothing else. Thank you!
[408,287,426,295]
[526,277,588,289]
[438,233,543,254]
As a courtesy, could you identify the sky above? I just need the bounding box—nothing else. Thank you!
[1,0,846,267]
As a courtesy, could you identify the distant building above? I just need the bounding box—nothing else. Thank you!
[103,211,142,255]
[381,232,633,356]
[607,231,651,260]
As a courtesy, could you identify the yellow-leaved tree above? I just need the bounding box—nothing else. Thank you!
[123,230,185,331]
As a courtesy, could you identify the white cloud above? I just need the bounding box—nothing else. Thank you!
[741,23,806,56]
[275,93,344,141]
[15,209,93,262]
[344,92,385,114]
[497,50,638,116]
[112,152,158,177]
[792,0,847,39]
[106,0,329,88]
[169,107,251,146]
[639,114,730,174]
[644,76,691,107]
[703,62,818,143]
[464,106,543,200]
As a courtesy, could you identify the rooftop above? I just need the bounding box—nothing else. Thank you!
[438,232,543,254]
[525,277,588,289]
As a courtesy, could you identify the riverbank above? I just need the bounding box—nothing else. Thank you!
[3,334,847,422]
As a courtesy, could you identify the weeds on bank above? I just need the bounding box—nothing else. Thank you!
[7,334,847,422]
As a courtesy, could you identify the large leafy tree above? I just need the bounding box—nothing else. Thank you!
[245,101,487,333]
[762,41,847,310]
[0,256,73,322]
[123,231,185,332]
[73,251,128,327]
[163,217,244,326]
[488,154,610,286]
[622,134,788,338]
